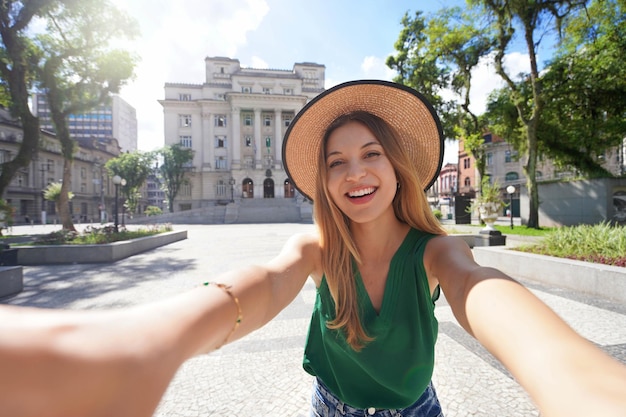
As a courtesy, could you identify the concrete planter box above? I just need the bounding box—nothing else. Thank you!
[0,266,23,298]
[473,246,626,304]
[14,230,187,265]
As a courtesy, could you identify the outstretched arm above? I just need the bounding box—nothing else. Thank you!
[0,232,320,417]
[425,236,626,417]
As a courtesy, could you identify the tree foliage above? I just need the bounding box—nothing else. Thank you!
[0,1,51,197]
[36,0,138,230]
[485,0,626,179]
[0,1,138,230]
[539,0,626,177]
[105,151,155,216]
[157,144,195,213]
[387,7,495,188]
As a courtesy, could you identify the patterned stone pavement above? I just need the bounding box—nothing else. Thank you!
[2,223,625,416]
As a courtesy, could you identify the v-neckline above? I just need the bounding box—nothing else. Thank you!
[353,228,413,319]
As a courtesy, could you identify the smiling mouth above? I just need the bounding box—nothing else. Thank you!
[347,187,376,198]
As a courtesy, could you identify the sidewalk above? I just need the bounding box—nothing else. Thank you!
[2,223,625,416]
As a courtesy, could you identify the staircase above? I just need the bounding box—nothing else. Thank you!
[232,198,306,223]
[127,198,312,225]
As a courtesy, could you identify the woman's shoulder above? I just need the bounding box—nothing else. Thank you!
[290,232,323,285]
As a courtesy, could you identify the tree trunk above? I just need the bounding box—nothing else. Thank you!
[58,158,76,231]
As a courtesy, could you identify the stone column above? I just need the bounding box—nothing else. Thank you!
[254,108,262,168]
[274,108,282,168]
[231,108,241,170]
[202,112,213,169]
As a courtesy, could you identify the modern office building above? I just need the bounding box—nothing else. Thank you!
[32,93,138,152]
[159,56,325,211]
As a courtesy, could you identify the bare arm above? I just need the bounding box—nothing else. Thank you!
[425,236,626,417]
[0,232,320,417]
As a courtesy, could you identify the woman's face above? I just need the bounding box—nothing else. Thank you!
[325,121,398,224]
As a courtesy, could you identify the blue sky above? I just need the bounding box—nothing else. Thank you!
[112,0,537,163]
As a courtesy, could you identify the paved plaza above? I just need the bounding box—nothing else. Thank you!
[2,223,626,416]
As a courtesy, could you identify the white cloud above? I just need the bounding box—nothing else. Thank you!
[249,56,269,69]
[113,0,269,150]
[461,52,530,115]
[360,55,396,81]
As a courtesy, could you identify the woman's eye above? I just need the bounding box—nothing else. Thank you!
[328,160,343,168]
[365,151,381,158]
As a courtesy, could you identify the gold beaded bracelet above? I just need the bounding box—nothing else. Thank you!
[203,282,243,349]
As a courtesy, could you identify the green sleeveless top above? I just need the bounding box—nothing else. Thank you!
[302,228,439,409]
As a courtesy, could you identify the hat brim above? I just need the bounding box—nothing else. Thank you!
[282,80,444,201]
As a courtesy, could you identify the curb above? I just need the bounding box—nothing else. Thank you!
[473,245,626,304]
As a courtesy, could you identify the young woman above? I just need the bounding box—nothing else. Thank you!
[1,80,625,417]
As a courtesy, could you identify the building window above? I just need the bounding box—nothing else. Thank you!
[215,136,227,148]
[215,115,227,127]
[180,183,191,197]
[262,87,272,94]
[179,94,191,101]
[505,172,519,182]
[179,114,192,127]
[283,88,293,95]
[463,158,471,169]
[283,115,292,127]
[216,180,226,196]
[486,152,493,166]
[215,157,227,170]
[242,86,251,93]
[264,115,272,127]
[505,150,512,163]
[245,136,252,147]
[243,113,253,126]
[180,135,192,148]
[80,167,86,179]
[464,177,471,187]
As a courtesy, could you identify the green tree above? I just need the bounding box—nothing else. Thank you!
[158,144,194,213]
[388,7,495,189]
[0,1,51,197]
[468,0,587,228]
[105,151,155,217]
[539,0,626,177]
[37,0,138,231]
[43,181,73,217]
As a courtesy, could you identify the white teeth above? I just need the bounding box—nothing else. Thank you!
[348,187,375,197]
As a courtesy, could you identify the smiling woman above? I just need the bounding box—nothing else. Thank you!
[1,80,626,417]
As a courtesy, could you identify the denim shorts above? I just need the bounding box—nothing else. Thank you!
[310,378,444,417]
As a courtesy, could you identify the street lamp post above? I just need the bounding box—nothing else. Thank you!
[506,185,516,229]
[229,177,236,203]
[112,175,123,233]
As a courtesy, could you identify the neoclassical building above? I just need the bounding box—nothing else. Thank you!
[159,56,325,211]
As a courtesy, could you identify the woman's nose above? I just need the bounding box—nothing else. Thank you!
[345,160,366,181]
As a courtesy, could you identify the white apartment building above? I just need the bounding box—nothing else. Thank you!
[159,57,325,211]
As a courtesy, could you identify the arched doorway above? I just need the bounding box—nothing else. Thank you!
[242,178,253,198]
[284,179,295,198]
[263,178,275,198]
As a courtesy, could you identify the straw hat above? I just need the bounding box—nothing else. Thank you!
[282,80,444,201]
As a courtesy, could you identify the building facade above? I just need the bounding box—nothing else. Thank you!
[0,109,122,224]
[32,93,138,152]
[455,132,626,218]
[159,56,325,211]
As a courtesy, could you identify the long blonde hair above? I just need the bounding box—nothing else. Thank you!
[313,111,447,351]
